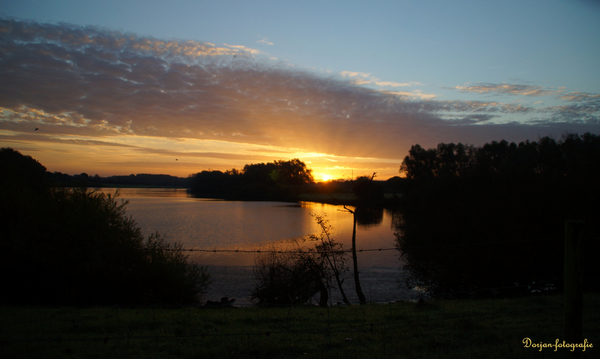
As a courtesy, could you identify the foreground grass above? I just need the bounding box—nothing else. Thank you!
[2,294,599,359]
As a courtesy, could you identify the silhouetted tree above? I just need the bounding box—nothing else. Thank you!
[396,133,600,297]
[399,144,439,181]
[273,158,314,185]
[188,170,236,196]
[188,159,314,200]
[352,173,384,203]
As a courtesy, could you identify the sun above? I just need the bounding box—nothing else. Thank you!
[321,174,331,182]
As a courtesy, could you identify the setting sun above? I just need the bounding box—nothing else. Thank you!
[322,175,331,182]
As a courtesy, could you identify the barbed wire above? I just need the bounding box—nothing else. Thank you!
[33,237,558,254]
[399,237,556,249]
[174,247,398,253]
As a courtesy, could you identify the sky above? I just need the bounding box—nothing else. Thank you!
[1,0,599,181]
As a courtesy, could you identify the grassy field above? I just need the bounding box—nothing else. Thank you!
[2,294,598,358]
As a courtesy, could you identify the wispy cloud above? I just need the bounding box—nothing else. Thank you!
[452,83,564,97]
[340,71,418,88]
[374,81,415,87]
[381,90,437,100]
[339,71,371,78]
[559,92,600,102]
[257,37,274,45]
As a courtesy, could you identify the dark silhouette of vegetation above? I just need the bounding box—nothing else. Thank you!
[0,148,211,305]
[252,216,349,306]
[48,172,188,188]
[100,173,189,187]
[188,158,314,201]
[396,133,600,297]
[307,214,351,305]
[352,173,385,204]
[252,249,330,307]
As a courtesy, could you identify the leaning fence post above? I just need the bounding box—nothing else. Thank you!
[563,220,585,358]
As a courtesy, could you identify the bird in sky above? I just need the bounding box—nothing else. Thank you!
[34,128,39,131]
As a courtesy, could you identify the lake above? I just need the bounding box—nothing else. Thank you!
[95,188,418,304]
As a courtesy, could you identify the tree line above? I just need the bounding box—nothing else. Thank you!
[48,172,189,188]
[188,158,315,201]
[400,133,600,181]
[396,133,600,297]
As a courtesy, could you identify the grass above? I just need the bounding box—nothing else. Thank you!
[2,294,599,359]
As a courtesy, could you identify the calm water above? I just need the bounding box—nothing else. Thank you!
[97,188,401,267]
[95,188,416,303]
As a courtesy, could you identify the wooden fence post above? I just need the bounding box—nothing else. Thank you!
[563,220,585,359]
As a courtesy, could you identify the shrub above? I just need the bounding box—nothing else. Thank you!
[0,148,211,305]
[252,249,329,306]
[252,215,350,306]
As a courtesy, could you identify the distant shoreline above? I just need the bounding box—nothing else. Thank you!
[91,184,188,189]
[89,186,403,206]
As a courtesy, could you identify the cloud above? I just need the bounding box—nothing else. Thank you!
[1,18,599,171]
[340,71,371,78]
[374,81,415,87]
[535,92,600,123]
[132,147,282,162]
[224,44,263,55]
[340,71,418,88]
[382,90,437,100]
[453,83,564,96]
[0,133,137,148]
[442,114,499,125]
[257,38,274,45]
[559,92,600,102]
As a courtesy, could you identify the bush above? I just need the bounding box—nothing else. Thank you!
[252,215,350,306]
[0,148,211,305]
[252,249,329,306]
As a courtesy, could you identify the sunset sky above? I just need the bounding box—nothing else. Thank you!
[1,0,599,180]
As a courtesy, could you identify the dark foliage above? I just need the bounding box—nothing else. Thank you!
[0,148,210,305]
[101,174,189,187]
[188,158,314,200]
[47,172,188,188]
[252,216,349,306]
[396,133,600,297]
[352,175,385,203]
[252,250,330,307]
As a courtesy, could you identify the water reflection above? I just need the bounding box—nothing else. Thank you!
[355,206,385,228]
[95,188,400,267]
